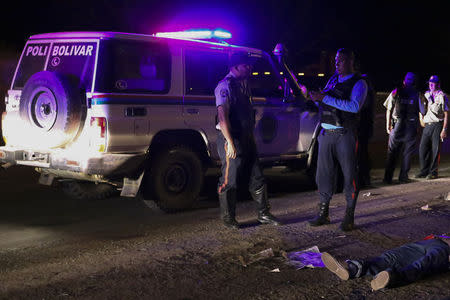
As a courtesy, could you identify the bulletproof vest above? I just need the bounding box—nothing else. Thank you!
[320,73,362,130]
[226,76,255,138]
[392,87,420,121]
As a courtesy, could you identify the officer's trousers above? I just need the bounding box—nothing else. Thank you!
[217,132,266,213]
[384,120,418,181]
[351,239,449,284]
[316,129,358,209]
[419,122,443,176]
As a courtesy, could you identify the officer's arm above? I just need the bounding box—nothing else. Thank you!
[440,93,449,140]
[217,105,236,159]
[384,92,395,134]
[386,109,392,134]
[322,79,368,112]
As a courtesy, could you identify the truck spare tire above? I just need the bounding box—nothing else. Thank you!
[19,71,85,148]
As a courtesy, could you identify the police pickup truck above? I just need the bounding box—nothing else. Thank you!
[0,30,320,212]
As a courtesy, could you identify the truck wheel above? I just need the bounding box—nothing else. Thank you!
[61,180,119,201]
[19,71,84,148]
[149,146,204,213]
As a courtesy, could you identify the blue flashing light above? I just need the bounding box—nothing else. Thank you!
[155,29,232,40]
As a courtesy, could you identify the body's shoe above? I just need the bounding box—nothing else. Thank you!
[370,270,390,291]
[321,252,349,280]
[426,174,438,180]
[309,203,330,226]
[414,173,427,178]
[258,212,281,225]
[223,217,239,229]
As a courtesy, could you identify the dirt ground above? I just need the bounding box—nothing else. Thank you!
[0,155,450,300]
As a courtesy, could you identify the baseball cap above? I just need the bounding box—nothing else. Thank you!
[428,75,440,83]
[229,52,256,68]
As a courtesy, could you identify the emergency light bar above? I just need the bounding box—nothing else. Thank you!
[154,29,232,40]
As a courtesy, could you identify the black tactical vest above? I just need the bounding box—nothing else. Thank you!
[226,76,255,139]
[320,73,362,130]
[392,87,420,121]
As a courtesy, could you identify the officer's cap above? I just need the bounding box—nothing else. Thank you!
[229,52,256,68]
[428,75,440,83]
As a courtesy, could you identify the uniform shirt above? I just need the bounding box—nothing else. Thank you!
[321,73,368,129]
[422,90,449,123]
[214,71,251,130]
[383,89,423,121]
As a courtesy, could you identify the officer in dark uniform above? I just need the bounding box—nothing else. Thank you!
[215,52,280,229]
[383,72,424,184]
[308,48,368,231]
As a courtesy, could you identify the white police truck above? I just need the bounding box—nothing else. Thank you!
[0,30,320,212]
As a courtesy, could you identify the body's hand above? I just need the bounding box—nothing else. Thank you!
[309,90,325,102]
[226,140,237,159]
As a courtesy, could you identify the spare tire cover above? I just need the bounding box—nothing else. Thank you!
[19,71,85,148]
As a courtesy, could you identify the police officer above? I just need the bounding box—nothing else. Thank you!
[215,52,280,229]
[383,72,424,184]
[308,48,368,231]
[416,75,449,179]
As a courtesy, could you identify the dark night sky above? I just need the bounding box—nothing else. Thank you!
[1,0,449,91]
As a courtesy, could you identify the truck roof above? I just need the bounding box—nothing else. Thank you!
[29,31,262,54]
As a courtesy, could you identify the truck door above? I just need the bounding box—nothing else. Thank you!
[250,55,302,157]
[183,48,229,159]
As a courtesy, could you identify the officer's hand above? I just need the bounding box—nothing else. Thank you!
[309,90,325,102]
[440,130,447,141]
[386,126,392,135]
[226,141,237,159]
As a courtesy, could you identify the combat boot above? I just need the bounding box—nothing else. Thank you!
[308,202,330,226]
[218,189,239,229]
[252,185,281,226]
[340,206,355,231]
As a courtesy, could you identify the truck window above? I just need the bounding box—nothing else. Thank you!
[47,42,97,91]
[95,40,171,94]
[249,56,284,98]
[185,50,228,95]
[13,43,50,89]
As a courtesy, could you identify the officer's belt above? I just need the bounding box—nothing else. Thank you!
[323,128,348,134]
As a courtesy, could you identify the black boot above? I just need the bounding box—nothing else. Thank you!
[218,189,239,229]
[252,185,281,226]
[308,202,330,226]
[340,206,355,231]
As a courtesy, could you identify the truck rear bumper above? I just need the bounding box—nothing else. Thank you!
[0,146,146,179]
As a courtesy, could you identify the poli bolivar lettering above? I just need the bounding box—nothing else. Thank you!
[25,43,94,57]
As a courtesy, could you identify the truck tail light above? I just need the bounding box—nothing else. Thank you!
[1,112,7,145]
[89,117,107,152]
